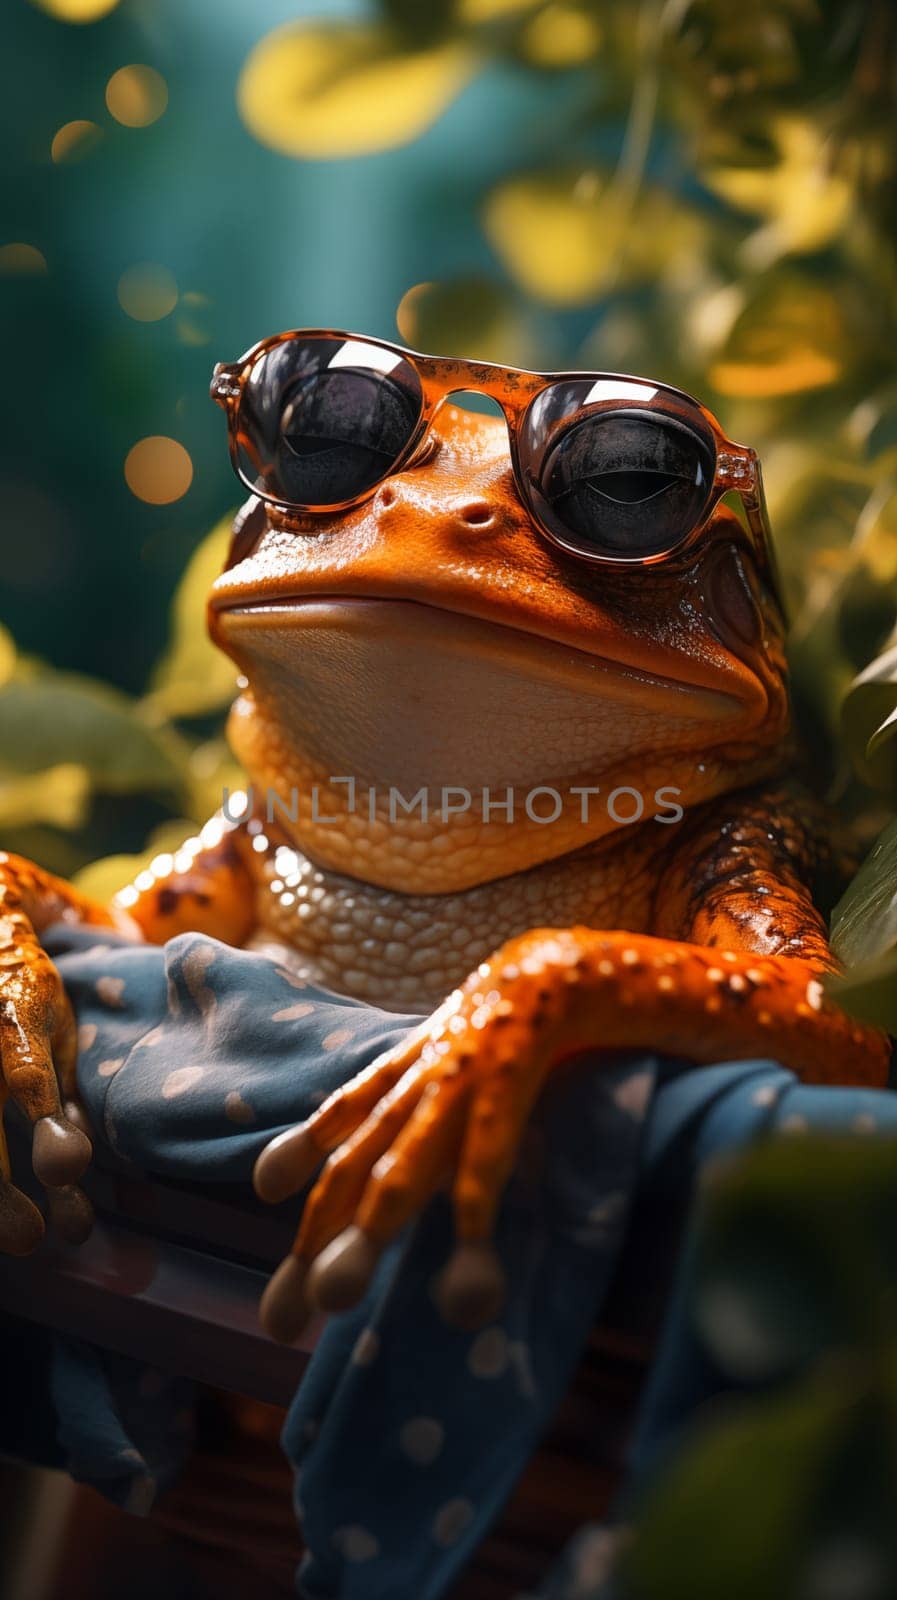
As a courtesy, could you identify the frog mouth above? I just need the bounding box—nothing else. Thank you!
[214,594,751,725]
[211,595,761,806]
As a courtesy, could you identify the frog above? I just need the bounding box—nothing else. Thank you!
[0,336,890,1351]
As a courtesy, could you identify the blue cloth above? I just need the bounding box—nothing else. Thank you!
[1,924,894,1599]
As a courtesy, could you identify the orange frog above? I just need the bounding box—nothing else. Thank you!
[0,331,890,1342]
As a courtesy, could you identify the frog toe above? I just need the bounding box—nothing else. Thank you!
[433,1242,507,1330]
[260,1254,313,1344]
[307,1225,380,1313]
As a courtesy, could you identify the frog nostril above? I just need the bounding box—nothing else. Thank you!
[457,500,494,528]
[378,484,397,509]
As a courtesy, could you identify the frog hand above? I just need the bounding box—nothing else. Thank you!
[253,935,592,1344]
[0,928,93,1253]
[253,925,890,1344]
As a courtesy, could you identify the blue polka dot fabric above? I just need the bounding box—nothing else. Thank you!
[1,923,893,1600]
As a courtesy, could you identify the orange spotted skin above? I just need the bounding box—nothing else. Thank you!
[0,853,114,1251]
[0,405,890,1303]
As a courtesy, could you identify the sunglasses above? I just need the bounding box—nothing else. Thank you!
[211,328,781,599]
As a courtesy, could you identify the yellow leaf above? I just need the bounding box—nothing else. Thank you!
[238,22,477,159]
[146,515,240,719]
[457,0,538,18]
[484,169,704,307]
[702,118,852,266]
[0,625,15,688]
[857,484,897,585]
[708,278,845,399]
[711,351,841,398]
[0,763,90,830]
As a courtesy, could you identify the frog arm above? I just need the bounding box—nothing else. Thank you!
[0,815,257,1253]
[652,779,837,969]
[0,850,118,1251]
[255,783,891,1341]
[114,816,256,947]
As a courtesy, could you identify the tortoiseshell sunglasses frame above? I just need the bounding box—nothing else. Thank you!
[211,328,782,607]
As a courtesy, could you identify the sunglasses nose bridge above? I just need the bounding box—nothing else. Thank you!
[425,383,525,467]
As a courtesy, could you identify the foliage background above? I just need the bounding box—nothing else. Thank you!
[3,3,897,1591]
[3,0,897,910]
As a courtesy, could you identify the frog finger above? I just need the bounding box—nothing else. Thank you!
[259,1065,429,1341]
[0,959,92,1189]
[307,1076,469,1318]
[259,1256,314,1346]
[452,1066,547,1245]
[427,1079,537,1331]
[254,1041,420,1203]
[433,1242,508,1331]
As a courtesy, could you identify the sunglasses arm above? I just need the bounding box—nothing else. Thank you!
[740,459,788,623]
[210,364,242,407]
[716,446,787,623]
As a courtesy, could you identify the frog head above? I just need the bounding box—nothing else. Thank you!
[209,357,788,894]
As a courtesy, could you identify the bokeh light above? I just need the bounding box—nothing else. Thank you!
[176,290,212,346]
[395,276,534,366]
[0,242,47,275]
[30,0,120,19]
[124,437,193,504]
[105,65,168,128]
[396,282,435,344]
[50,119,103,163]
[522,6,601,66]
[117,262,178,322]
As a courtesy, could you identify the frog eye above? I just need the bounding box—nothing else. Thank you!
[530,411,714,559]
[235,335,423,507]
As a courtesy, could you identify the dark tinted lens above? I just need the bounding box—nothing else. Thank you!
[235,336,423,506]
[525,403,713,558]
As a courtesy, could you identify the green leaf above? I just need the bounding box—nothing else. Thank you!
[0,675,186,795]
[146,515,240,719]
[625,1373,897,1600]
[625,1137,897,1598]
[830,818,897,967]
[825,812,895,1024]
[623,1379,851,1600]
[0,763,91,830]
[826,948,897,1034]
[695,1138,897,1377]
[841,642,897,796]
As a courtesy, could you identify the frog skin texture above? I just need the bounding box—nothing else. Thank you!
[0,405,890,1340]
